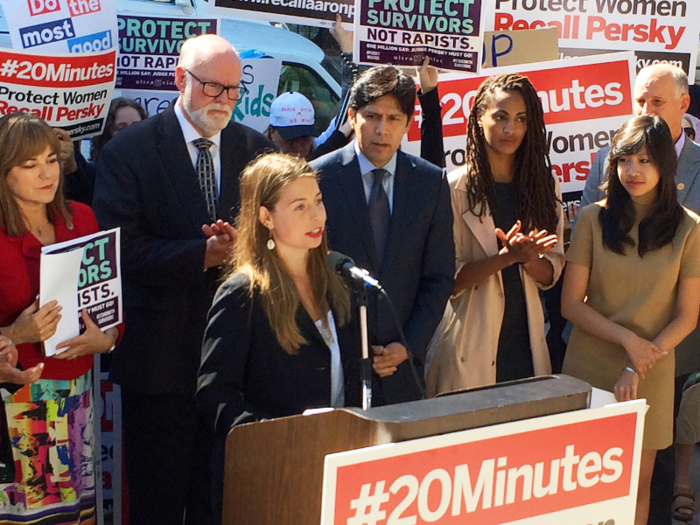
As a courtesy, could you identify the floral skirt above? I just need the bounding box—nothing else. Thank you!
[0,373,96,524]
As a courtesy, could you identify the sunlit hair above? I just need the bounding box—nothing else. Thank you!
[349,65,416,123]
[90,97,147,161]
[463,73,558,233]
[231,153,351,354]
[0,112,72,237]
[600,114,682,256]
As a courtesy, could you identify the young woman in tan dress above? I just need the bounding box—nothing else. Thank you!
[562,115,700,525]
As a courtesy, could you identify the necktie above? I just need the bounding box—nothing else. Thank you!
[368,168,391,264]
[193,138,218,221]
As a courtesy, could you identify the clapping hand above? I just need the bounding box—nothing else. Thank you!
[0,336,43,385]
[202,220,237,269]
[496,220,558,264]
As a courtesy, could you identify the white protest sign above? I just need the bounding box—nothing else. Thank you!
[0,0,118,54]
[0,47,117,139]
[41,228,122,356]
[40,248,85,357]
[353,0,485,73]
[231,58,282,132]
[483,0,700,78]
[322,400,646,525]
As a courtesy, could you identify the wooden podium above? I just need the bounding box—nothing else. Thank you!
[222,375,591,525]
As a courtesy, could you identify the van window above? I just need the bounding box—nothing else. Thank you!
[279,62,339,133]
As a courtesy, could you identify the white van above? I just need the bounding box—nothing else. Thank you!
[0,0,342,130]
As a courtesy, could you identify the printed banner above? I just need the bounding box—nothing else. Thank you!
[353,0,484,72]
[483,0,700,77]
[0,0,117,54]
[0,47,117,139]
[40,228,122,357]
[209,0,353,28]
[322,400,646,525]
[231,58,281,132]
[120,58,281,134]
[403,52,636,223]
[116,15,219,92]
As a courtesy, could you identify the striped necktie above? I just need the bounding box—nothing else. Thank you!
[193,138,218,221]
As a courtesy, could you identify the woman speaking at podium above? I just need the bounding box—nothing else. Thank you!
[197,153,366,519]
[562,115,700,525]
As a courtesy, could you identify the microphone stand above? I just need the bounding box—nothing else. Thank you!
[351,283,372,410]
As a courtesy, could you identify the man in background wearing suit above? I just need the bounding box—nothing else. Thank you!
[93,35,273,525]
[311,66,455,404]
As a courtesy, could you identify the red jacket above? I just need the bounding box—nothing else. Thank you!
[0,202,123,380]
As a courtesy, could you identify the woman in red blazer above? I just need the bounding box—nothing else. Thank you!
[0,113,122,524]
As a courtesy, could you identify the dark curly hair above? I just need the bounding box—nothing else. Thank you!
[90,98,147,161]
[348,66,416,124]
[464,73,558,233]
[600,114,682,257]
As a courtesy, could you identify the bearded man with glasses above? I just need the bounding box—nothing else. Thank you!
[93,34,275,525]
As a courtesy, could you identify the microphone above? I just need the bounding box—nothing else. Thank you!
[325,251,382,290]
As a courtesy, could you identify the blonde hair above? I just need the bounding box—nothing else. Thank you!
[232,153,350,354]
[0,112,72,237]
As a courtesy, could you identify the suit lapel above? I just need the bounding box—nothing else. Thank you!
[297,307,325,348]
[217,124,243,223]
[381,151,414,274]
[463,203,499,257]
[676,138,700,208]
[155,104,211,232]
[337,144,380,271]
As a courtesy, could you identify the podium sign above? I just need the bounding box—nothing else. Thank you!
[322,400,645,525]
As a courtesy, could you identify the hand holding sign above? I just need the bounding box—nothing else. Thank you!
[54,309,117,360]
[6,300,62,346]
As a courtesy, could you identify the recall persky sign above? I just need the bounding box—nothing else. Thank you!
[322,400,646,525]
[484,0,700,76]
[116,15,219,92]
[0,47,116,139]
[354,0,484,72]
[208,0,353,28]
[402,52,636,222]
[0,0,118,54]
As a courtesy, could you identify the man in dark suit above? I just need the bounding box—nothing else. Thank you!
[310,66,455,404]
[92,35,273,525]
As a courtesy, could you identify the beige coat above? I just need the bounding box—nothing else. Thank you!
[426,166,565,396]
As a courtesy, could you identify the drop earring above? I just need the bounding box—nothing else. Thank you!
[267,229,275,250]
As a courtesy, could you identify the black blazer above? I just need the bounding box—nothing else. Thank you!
[310,143,455,403]
[93,104,275,395]
[196,273,364,439]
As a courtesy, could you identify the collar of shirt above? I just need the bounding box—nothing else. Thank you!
[174,98,223,193]
[675,129,686,159]
[354,140,397,212]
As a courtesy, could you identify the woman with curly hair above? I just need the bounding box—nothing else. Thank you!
[427,73,564,395]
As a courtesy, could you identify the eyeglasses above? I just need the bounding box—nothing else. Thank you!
[185,69,247,101]
[683,126,695,141]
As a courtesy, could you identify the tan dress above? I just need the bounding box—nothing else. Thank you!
[563,202,700,449]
